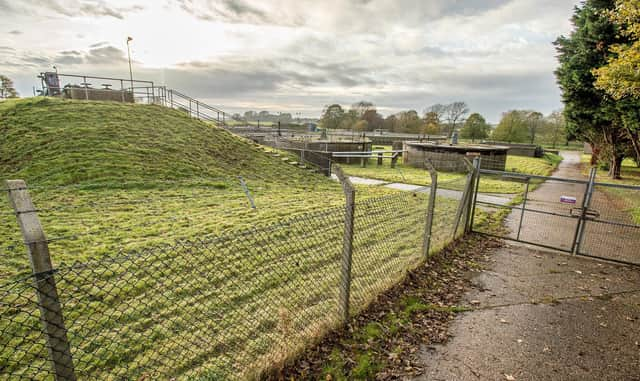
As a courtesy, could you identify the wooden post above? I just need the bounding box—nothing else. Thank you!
[333,165,355,325]
[5,180,76,381]
[377,152,383,166]
[465,157,480,233]
[391,153,398,168]
[452,158,474,239]
[423,160,437,259]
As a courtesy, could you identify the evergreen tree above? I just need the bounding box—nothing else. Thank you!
[554,0,635,178]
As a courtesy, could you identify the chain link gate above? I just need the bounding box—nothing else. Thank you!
[471,167,640,266]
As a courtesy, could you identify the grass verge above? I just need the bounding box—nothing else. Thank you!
[341,153,562,194]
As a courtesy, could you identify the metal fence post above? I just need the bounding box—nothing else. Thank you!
[5,180,77,381]
[573,167,597,255]
[333,165,355,324]
[423,159,437,258]
[238,176,256,209]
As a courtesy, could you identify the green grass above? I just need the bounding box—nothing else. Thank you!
[0,98,463,380]
[580,154,640,186]
[580,154,640,224]
[341,153,562,194]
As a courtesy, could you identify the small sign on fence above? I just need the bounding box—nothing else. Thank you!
[560,195,577,204]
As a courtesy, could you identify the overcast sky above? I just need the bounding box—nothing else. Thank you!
[0,0,580,122]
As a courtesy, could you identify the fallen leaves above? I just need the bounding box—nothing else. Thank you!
[277,235,503,380]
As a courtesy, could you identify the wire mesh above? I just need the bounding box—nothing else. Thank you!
[0,177,465,379]
[2,208,346,380]
[579,183,640,264]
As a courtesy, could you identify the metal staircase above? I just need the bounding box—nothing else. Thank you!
[139,86,229,127]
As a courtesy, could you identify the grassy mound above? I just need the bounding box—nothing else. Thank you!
[0,97,309,186]
[0,98,464,379]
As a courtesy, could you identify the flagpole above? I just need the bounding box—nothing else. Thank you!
[126,37,134,92]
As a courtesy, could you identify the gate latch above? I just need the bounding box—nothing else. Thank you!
[570,207,600,219]
[585,209,600,220]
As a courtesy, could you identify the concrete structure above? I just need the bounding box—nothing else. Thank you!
[481,141,542,158]
[65,87,134,102]
[305,140,373,164]
[403,142,508,171]
[369,134,447,146]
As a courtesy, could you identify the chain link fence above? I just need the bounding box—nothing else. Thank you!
[578,182,640,265]
[0,163,476,380]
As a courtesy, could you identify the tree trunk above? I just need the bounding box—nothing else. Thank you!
[609,154,623,179]
[625,127,640,166]
[591,144,600,166]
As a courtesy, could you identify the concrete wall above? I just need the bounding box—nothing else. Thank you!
[66,88,134,103]
[403,143,507,171]
[369,135,447,146]
[306,141,372,164]
[481,141,542,157]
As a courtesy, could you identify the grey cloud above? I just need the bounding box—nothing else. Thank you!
[78,2,144,19]
[174,55,383,97]
[4,0,143,19]
[89,41,109,48]
[9,46,127,69]
[177,0,275,24]
[84,46,128,64]
[55,50,84,65]
[0,0,13,11]
[176,0,512,30]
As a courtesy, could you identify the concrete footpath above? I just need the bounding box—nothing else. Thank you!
[416,151,640,380]
[416,245,640,380]
[332,174,514,206]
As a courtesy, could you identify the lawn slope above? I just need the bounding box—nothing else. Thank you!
[0,97,313,185]
[0,98,461,380]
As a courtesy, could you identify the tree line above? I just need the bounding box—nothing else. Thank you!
[319,101,475,137]
[555,0,640,178]
[319,100,568,147]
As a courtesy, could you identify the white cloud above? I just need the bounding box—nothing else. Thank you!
[0,0,580,122]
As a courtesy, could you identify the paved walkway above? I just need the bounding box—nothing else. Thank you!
[417,245,640,380]
[332,175,514,206]
[416,151,640,380]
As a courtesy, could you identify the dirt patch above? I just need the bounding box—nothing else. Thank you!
[269,235,503,380]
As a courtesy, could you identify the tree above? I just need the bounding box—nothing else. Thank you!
[395,110,422,133]
[460,113,490,142]
[594,0,640,100]
[0,75,18,99]
[351,101,375,118]
[525,111,544,144]
[362,109,384,131]
[423,111,441,135]
[492,111,529,143]
[444,101,469,138]
[319,104,345,130]
[424,104,447,133]
[383,114,399,132]
[554,0,636,178]
[545,110,567,149]
[353,119,368,132]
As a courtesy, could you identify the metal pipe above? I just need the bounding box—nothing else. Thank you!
[516,177,531,240]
